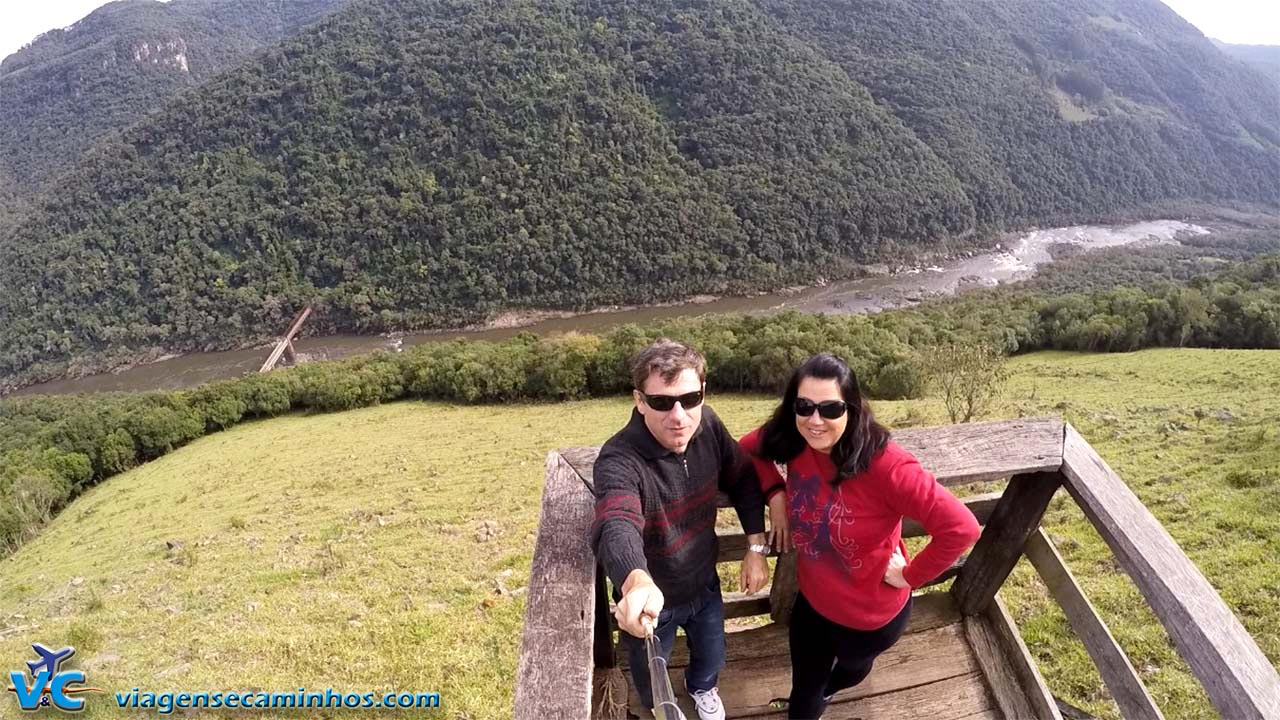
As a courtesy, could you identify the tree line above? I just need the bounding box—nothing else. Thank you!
[3,247,1278,554]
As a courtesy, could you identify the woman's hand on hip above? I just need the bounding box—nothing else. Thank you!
[883,549,909,589]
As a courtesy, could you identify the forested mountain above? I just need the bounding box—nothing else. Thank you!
[0,0,347,234]
[2,0,1279,388]
[1216,41,1280,86]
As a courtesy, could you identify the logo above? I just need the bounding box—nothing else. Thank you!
[6,644,103,712]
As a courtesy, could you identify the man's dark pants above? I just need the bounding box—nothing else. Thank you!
[620,574,726,710]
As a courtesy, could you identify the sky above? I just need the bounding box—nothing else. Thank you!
[2,1,134,61]
[1,0,1279,63]
[1159,0,1280,46]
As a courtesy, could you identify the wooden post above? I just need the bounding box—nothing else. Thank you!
[769,552,798,624]
[514,452,597,719]
[951,471,1061,616]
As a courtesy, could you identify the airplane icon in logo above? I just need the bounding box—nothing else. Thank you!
[25,644,75,677]
[8,643,103,712]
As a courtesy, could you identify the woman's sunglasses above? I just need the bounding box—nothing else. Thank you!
[640,389,705,412]
[794,398,848,419]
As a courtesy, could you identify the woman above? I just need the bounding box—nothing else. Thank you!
[738,354,980,719]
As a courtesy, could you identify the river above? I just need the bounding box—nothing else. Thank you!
[12,219,1207,396]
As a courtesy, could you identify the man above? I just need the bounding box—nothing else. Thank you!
[590,338,770,720]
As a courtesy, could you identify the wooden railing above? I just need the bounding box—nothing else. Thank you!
[514,418,1280,719]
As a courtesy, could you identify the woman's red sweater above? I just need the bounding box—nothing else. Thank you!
[740,428,980,630]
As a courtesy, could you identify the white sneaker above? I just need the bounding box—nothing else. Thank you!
[685,682,725,720]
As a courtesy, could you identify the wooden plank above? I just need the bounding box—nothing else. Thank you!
[903,590,967,634]
[988,595,1062,719]
[561,417,1065,489]
[717,529,750,560]
[629,622,980,718]
[952,471,1061,615]
[965,609,1037,720]
[1024,529,1164,720]
[559,446,600,489]
[723,590,771,619]
[1060,425,1280,719]
[892,417,1063,486]
[514,452,597,720]
[965,596,1061,720]
[619,621,788,672]
[622,591,962,670]
[816,673,997,720]
[768,552,798,624]
[951,710,1003,720]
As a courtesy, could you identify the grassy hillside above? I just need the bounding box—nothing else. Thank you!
[1,348,1277,718]
[3,0,1279,386]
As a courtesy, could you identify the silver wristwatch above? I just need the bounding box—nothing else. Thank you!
[747,543,771,555]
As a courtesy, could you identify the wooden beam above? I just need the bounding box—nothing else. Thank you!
[514,452,597,720]
[723,590,771,619]
[962,591,1064,717]
[952,471,1061,615]
[894,417,1064,486]
[769,551,798,624]
[259,305,312,373]
[964,595,1062,720]
[1024,528,1164,720]
[965,611,1037,720]
[560,417,1066,490]
[1060,425,1280,719]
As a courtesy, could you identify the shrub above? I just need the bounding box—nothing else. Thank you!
[871,359,927,400]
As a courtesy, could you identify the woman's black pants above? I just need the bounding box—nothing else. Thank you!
[787,591,913,719]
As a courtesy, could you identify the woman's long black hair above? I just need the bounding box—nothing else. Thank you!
[758,353,890,485]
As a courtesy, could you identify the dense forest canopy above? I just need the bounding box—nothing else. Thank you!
[1,0,1278,388]
[0,0,347,234]
[1216,41,1280,87]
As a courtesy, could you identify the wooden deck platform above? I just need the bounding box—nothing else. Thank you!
[516,418,1280,720]
[615,591,1001,719]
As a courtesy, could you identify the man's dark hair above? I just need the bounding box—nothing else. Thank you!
[630,338,706,391]
[757,353,889,485]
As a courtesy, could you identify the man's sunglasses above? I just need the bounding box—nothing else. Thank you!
[640,389,705,412]
[794,398,848,419]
